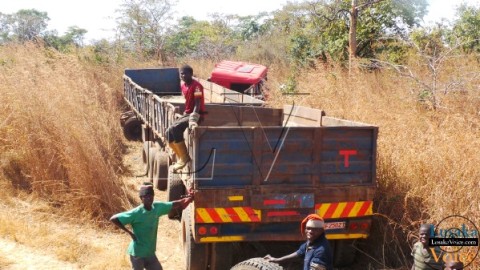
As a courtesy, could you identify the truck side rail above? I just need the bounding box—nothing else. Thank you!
[124,74,267,143]
[198,78,265,105]
[283,105,373,127]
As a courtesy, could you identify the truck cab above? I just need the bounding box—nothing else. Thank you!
[209,60,267,100]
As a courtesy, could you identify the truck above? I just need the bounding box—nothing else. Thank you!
[121,65,378,270]
[209,60,267,100]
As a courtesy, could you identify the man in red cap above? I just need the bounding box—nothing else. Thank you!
[110,182,194,270]
[264,214,333,270]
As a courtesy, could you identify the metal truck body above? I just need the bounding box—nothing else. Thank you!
[121,67,378,270]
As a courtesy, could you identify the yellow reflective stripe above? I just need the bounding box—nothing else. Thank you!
[331,202,347,218]
[317,203,330,217]
[253,209,262,221]
[196,208,214,223]
[326,233,369,240]
[349,202,364,217]
[233,207,250,222]
[215,208,232,223]
[364,202,373,215]
[199,236,244,242]
[228,196,244,201]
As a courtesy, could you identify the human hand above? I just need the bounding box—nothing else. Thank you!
[263,254,277,262]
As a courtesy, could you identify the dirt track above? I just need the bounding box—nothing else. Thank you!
[0,141,185,270]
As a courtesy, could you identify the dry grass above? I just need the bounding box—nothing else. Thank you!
[0,43,130,221]
[0,43,479,269]
[265,58,480,268]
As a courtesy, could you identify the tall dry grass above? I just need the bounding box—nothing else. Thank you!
[264,57,480,267]
[0,43,131,221]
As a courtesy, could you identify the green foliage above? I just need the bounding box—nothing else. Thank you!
[410,26,448,59]
[116,0,175,59]
[0,9,50,43]
[269,0,427,66]
[43,27,87,52]
[451,4,480,54]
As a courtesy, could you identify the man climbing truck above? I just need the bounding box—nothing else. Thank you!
[121,65,378,270]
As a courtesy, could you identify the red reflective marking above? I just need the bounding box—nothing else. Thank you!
[267,211,300,217]
[195,211,205,223]
[206,208,222,223]
[225,207,242,222]
[339,149,357,168]
[323,203,339,219]
[357,201,372,216]
[340,201,356,218]
[243,207,260,222]
[263,199,286,205]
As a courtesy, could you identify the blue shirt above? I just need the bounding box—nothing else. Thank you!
[296,234,333,270]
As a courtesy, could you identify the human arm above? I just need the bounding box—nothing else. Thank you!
[171,189,195,211]
[263,252,299,263]
[110,215,137,241]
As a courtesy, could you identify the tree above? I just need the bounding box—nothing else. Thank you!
[270,0,428,67]
[116,0,175,60]
[10,9,50,42]
[165,15,237,60]
[43,26,87,51]
[451,4,480,54]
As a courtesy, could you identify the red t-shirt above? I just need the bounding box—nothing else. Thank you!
[181,79,205,114]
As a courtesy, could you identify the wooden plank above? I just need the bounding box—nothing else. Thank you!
[283,105,323,126]
[322,116,371,127]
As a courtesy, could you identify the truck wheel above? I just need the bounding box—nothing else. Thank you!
[142,142,156,180]
[167,167,185,220]
[182,206,208,270]
[333,240,357,267]
[211,242,233,270]
[230,258,283,270]
[153,151,169,190]
[123,116,142,141]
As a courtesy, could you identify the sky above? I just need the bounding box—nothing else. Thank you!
[0,0,478,42]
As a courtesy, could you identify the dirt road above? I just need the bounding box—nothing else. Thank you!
[0,141,185,270]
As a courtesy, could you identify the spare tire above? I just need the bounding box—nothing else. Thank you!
[231,258,283,270]
[123,116,142,141]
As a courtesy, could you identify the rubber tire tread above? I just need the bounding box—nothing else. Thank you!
[182,206,208,270]
[230,258,283,270]
[333,240,356,267]
[153,151,169,190]
[123,117,142,141]
[167,167,185,220]
[142,142,156,181]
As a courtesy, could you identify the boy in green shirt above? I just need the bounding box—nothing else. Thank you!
[110,183,193,270]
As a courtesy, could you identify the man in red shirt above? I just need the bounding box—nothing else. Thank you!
[166,65,205,172]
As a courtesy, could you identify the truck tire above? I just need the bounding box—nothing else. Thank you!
[230,258,283,270]
[333,240,357,267]
[123,116,142,141]
[153,151,169,190]
[142,142,156,180]
[182,206,208,270]
[211,242,233,270]
[167,167,185,220]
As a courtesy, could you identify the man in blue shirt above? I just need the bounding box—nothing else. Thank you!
[264,214,333,270]
[110,183,193,270]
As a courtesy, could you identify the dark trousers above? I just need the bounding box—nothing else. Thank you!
[130,255,163,270]
[166,115,189,143]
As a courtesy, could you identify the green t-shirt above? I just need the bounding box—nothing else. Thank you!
[116,201,173,257]
[411,241,443,270]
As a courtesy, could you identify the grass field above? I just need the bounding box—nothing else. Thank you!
[0,43,479,268]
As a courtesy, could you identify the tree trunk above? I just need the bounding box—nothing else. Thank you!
[349,0,358,72]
